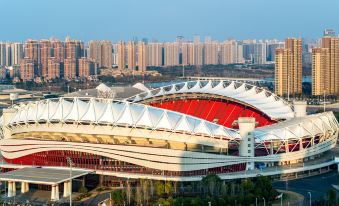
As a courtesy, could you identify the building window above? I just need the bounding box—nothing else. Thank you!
[248,150,251,153]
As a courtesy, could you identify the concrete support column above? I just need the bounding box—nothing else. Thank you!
[21,182,26,194]
[12,181,16,196]
[55,184,59,201]
[7,181,13,197]
[270,142,274,155]
[311,137,315,146]
[51,185,56,201]
[63,181,70,197]
[25,182,29,193]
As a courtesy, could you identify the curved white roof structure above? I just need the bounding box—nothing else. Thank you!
[254,112,339,141]
[6,97,241,140]
[126,80,295,120]
[133,82,149,92]
[96,83,111,93]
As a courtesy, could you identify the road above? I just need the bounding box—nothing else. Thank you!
[273,171,339,201]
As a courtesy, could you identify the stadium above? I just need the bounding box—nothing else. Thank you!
[0,80,338,188]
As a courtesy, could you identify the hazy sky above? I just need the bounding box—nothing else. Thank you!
[1,0,338,42]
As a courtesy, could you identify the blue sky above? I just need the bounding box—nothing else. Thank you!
[1,0,338,42]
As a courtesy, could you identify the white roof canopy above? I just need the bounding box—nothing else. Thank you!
[254,112,339,141]
[6,97,241,140]
[126,80,295,120]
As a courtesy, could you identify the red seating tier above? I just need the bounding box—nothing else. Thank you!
[150,99,276,128]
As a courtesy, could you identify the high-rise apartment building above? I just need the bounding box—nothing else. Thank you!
[204,41,218,65]
[252,42,267,64]
[0,43,6,66]
[193,43,204,66]
[148,42,163,67]
[51,40,65,63]
[24,40,40,63]
[88,40,112,69]
[220,40,238,65]
[285,38,302,95]
[275,48,291,96]
[78,57,91,78]
[88,41,102,67]
[11,43,24,66]
[0,42,17,66]
[138,41,147,73]
[65,39,84,59]
[20,58,35,81]
[47,57,60,80]
[320,36,339,95]
[40,40,52,77]
[5,43,11,66]
[182,42,193,66]
[164,42,179,66]
[64,58,77,79]
[127,41,136,71]
[101,41,112,68]
[312,48,329,96]
[275,38,302,96]
[267,41,284,62]
[117,41,125,70]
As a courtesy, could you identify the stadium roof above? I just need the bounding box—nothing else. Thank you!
[254,112,339,141]
[6,97,241,140]
[126,80,295,120]
[0,167,92,185]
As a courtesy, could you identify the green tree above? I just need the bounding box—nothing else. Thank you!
[135,185,142,205]
[328,189,337,206]
[140,179,150,205]
[202,174,222,196]
[191,196,202,206]
[126,180,132,205]
[111,190,125,206]
[155,181,165,196]
[78,186,88,193]
[254,176,278,201]
[173,197,184,206]
[165,181,173,195]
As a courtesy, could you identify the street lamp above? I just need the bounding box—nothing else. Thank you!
[67,157,74,206]
[308,192,311,206]
[255,197,257,206]
[262,197,266,206]
[279,193,284,206]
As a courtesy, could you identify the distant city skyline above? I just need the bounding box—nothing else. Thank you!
[0,0,339,42]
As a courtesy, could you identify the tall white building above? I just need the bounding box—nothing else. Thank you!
[220,40,238,64]
[164,42,179,66]
[147,42,163,67]
[204,41,218,65]
[11,43,24,66]
[0,42,6,66]
[252,42,267,64]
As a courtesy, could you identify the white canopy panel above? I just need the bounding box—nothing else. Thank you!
[254,112,339,141]
[6,97,241,140]
[126,80,295,120]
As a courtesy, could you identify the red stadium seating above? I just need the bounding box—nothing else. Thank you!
[150,99,276,128]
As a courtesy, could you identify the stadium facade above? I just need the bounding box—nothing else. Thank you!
[0,80,338,185]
